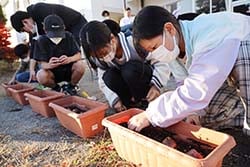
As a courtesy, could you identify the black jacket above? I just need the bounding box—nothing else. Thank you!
[27,2,87,35]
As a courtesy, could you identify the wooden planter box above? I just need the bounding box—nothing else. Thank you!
[102,108,236,167]
[8,84,35,105]
[49,96,108,138]
[24,90,65,117]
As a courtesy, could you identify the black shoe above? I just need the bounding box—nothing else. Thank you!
[52,84,61,92]
[61,83,79,95]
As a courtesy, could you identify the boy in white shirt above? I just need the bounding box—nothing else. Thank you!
[119,7,135,27]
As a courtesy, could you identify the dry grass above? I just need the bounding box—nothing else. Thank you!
[0,60,17,96]
[0,130,138,167]
[82,130,137,167]
[0,60,18,75]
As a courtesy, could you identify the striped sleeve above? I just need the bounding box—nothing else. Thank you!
[118,32,131,62]
[151,62,171,90]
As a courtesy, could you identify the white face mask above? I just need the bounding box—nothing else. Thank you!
[49,37,63,45]
[148,30,180,63]
[22,56,30,62]
[31,25,36,34]
[101,42,116,63]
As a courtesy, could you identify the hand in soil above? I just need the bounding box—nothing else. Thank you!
[127,112,150,132]
[185,114,201,126]
[162,137,177,148]
[113,100,126,112]
[119,122,215,158]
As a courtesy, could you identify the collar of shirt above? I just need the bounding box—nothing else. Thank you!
[32,24,40,40]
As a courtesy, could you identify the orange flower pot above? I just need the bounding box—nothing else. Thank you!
[102,108,236,167]
[49,96,108,138]
[1,82,19,96]
[24,90,65,117]
[8,84,35,105]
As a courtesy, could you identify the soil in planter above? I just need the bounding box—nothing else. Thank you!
[4,81,17,85]
[65,103,90,114]
[119,123,216,158]
[37,94,48,98]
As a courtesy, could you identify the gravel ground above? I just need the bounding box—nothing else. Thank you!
[0,63,250,166]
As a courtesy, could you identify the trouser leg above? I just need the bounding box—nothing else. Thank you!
[121,60,152,102]
[103,68,132,107]
[232,37,250,135]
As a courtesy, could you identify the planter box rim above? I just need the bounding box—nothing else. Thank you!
[49,101,108,118]
[8,86,34,93]
[24,90,65,102]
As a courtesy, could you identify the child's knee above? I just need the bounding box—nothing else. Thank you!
[36,70,52,83]
[72,60,85,73]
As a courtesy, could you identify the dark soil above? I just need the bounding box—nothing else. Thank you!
[120,123,214,158]
[65,103,89,114]
[37,94,48,98]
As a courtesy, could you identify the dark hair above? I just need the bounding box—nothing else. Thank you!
[14,43,29,59]
[133,6,181,45]
[177,13,199,21]
[102,10,110,17]
[234,4,250,16]
[10,11,30,32]
[126,7,131,11]
[102,19,120,36]
[80,21,112,69]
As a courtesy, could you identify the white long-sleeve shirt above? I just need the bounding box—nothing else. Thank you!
[119,16,135,27]
[146,12,250,127]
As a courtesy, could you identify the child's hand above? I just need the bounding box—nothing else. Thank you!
[28,70,36,83]
[128,112,150,132]
[113,100,126,112]
[146,85,160,102]
[185,114,201,126]
[48,57,61,69]
[49,57,60,64]
[59,55,67,62]
[59,55,71,64]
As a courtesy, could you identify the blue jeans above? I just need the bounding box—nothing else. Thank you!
[15,72,37,83]
[121,24,133,37]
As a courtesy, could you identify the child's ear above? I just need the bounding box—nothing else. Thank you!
[164,22,177,36]
[110,33,116,43]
